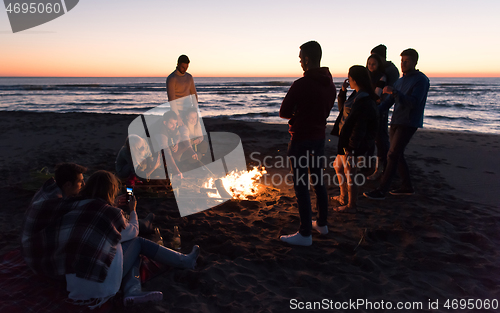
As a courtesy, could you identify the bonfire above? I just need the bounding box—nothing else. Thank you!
[204,166,267,200]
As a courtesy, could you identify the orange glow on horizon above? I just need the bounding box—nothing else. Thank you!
[424,72,500,78]
[1,66,499,79]
[2,73,499,78]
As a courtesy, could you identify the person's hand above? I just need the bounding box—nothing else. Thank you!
[128,195,137,212]
[171,144,178,153]
[383,86,394,94]
[177,119,184,127]
[342,79,349,91]
[153,154,162,169]
[192,153,199,161]
[172,172,184,181]
[114,194,127,207]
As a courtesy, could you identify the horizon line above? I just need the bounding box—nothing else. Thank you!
[1,74,500,78]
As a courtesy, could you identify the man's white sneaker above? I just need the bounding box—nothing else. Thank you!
[312,220,328,235]
[280,232,312,246]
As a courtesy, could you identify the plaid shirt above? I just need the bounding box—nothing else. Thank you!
[22,179,127,283]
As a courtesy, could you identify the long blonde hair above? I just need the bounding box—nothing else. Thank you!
[80,170,120,205]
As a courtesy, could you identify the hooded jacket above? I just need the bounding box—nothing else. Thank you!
[378,70,430,128]
[280,67,336,140]
[331,91,378,156]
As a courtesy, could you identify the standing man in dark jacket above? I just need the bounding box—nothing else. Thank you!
[369,44,400,180]
[364,48,430,200]
[279,41,336,246]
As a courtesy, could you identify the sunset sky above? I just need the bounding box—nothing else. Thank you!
[1,0,499,77]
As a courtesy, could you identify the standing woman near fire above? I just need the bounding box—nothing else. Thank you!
[331,65,379,213]
[366,53,389,180]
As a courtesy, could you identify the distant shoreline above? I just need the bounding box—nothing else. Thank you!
[1,76,500,79]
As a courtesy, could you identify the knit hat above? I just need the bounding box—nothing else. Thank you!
[371,44,387,60]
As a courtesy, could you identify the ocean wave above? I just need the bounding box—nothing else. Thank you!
[231,112,279,118]
[426,115,476,122]
[436,83,477,87]
[430,101,466,108]
[2,77,500,134]
[21,84,101,90]
[222,81,291,87]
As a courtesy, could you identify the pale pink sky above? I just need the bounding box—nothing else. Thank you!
[1,0,499,77]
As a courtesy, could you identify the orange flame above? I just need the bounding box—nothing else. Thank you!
[203,166,267,199]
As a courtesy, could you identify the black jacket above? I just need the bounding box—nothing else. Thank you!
[280,67,336,140]
[331,91,378,156]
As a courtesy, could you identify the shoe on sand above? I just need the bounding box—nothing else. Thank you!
[280,232,312,246]
[367,170,383,180]
[363,190,385,200]
[389,188,415,196]
[312,220,328,235]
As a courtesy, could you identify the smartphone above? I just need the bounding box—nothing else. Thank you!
[126,187,134,203]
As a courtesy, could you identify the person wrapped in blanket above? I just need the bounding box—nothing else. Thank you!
[21,166,200,308]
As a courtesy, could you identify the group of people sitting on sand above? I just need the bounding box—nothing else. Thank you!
[21,163,200,308]
[115,107,209,185]
[20,56,208,309]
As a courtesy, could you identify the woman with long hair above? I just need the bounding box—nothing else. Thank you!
[366,53,387,98]
[182,107,209,162]
[331,66,379,212]
[115,134,162,184]
[63,170,200,308]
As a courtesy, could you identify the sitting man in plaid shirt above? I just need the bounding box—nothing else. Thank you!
[21,163,87,278]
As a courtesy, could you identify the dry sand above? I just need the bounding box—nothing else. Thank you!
[0,111,499,312]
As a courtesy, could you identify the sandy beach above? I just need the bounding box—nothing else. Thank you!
[1,111,499,312]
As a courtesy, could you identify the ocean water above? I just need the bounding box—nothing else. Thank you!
[0,76,499,134]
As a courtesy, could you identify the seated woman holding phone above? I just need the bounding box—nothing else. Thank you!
[28,170,201,308]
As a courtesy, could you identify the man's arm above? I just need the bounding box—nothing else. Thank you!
[179,125,197,158]
[377,90,395,112]
[166,76,177,102]
[157,134,181,175]
[279,82,299,119]
[189,76,198,101]
[392,77,429,110]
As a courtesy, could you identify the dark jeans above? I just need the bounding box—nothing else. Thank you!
[287,138,328,236]
[121,237,160,276]
[379,125,418,193]
[375,111,390,166]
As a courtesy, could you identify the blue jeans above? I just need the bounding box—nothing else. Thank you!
[287,139,328,236]
[121,237,160,276]
[379,125,418,193]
